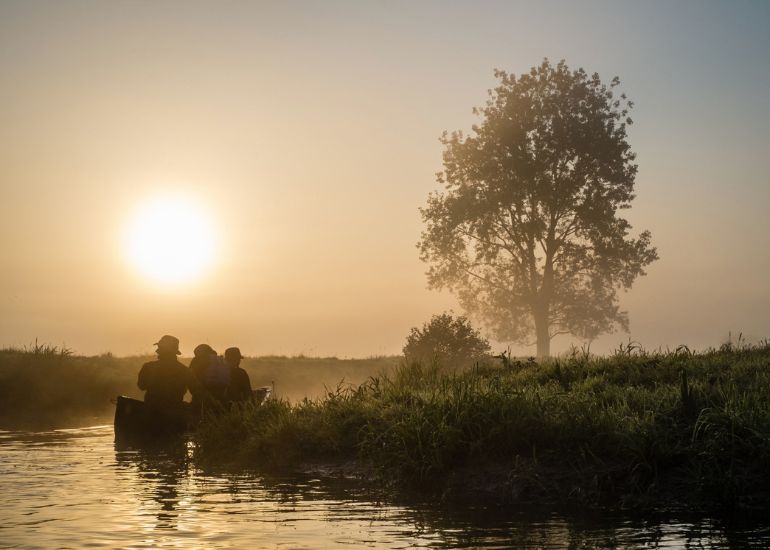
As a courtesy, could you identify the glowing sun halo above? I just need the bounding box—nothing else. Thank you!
[124,196,218,286]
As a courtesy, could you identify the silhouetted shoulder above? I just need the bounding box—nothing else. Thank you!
[137,360,159,390]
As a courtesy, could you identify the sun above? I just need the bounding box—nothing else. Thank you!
[124,195,218,286]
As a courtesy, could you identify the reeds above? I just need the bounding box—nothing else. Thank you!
[195,342,770,508]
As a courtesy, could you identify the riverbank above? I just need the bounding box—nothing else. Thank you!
[0,344,398,429]
[195,343,770,510]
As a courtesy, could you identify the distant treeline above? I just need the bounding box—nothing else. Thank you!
[0,344,399,429]
[196,342,770,510]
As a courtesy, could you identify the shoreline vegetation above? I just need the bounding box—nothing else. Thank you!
[3,341,770,511]
[195,342,770,511]
[0,343,399,429]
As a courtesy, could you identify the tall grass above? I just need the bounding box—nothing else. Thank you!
[0,345,142,429]
[195,342,770,508]
[0,346,399,429]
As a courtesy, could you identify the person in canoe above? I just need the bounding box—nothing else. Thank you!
[188,343,217,416]
[223,346,253,405]
[189,344,231,408]
[137,335,198,431]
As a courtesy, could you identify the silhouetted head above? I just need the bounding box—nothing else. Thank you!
[154,335,181,357]
[193,343,216,358]
[224,347,243,367]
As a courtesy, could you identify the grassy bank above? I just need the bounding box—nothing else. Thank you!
[0,344,399,429]
[195,343,770,510]
[0,344,141,429]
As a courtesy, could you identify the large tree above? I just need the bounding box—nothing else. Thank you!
[419,59,658,357]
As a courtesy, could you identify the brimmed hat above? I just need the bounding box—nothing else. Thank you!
[224,347,244,360]
[154,335,181,355]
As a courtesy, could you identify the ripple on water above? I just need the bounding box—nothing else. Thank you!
[2,425,770,548]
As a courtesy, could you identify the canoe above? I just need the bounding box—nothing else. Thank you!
[114,387,273,444]
[114,396,190,445]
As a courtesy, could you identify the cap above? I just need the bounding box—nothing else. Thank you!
[154,334,181,355]
[224,347,244,360]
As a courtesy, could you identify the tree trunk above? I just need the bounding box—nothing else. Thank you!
[534,309,551,358]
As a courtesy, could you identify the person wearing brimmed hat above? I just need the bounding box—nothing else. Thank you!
[138,335,197,422]
[224,346,252,404]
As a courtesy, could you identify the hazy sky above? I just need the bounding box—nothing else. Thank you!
[1,1,769,357]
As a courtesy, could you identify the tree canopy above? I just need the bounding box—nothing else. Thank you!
[418,59,658,357]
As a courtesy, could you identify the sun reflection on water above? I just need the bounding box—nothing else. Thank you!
[2,426,770,548]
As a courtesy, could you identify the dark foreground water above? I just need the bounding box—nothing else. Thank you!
[2,426,770,549]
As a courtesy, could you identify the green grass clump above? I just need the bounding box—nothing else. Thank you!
[195,343,770,508]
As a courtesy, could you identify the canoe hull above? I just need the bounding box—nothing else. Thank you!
[114,396,190,445]
[114,387,272,444]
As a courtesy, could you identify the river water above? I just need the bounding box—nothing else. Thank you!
[2,426,769,549]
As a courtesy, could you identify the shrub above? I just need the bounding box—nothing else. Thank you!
[403,313,491,368]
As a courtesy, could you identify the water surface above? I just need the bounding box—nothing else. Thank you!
[1,426,768,548]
